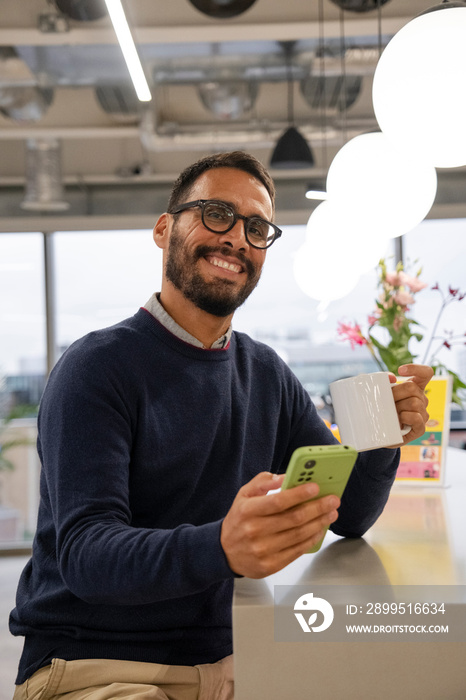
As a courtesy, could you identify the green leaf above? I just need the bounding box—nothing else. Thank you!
[432,365,466,406]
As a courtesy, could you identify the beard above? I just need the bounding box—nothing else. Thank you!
[165,223,262,317]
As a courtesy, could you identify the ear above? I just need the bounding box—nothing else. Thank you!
[153,213,171,250]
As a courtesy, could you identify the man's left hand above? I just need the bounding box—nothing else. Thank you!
[389,364,434,446]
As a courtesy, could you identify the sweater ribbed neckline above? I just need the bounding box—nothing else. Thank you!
[137,308,232,361]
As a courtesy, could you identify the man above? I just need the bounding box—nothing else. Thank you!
[10,151,432,700]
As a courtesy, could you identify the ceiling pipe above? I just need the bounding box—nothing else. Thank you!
[137,106,349,153]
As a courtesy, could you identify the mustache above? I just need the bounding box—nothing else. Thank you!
[193,245,257,277]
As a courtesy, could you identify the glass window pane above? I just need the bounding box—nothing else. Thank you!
[0,233,45,547]
[403,218,466,381]
[54,230,162,351]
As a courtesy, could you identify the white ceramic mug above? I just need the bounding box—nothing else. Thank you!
[329,372,411,452]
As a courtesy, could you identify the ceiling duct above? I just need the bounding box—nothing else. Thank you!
[0,48,54,121]
[54,0,108,21]
[198,80,259,120]
[0,86,54,122]
[21,139,69,212]
[300,74,362,116]
[95,85,141,122]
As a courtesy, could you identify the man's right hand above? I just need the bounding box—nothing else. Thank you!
[220,471,340,579]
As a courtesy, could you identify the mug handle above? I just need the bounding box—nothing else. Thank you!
[390,382,412,437]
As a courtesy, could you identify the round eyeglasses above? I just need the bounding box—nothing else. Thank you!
[169,199,282,249]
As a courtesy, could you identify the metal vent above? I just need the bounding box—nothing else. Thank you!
[95,85,141,122]
[54,0,108,21]
[198,80,259,120]
[0,87,54,122]
[21,139,69,212]
[300,75,362,114]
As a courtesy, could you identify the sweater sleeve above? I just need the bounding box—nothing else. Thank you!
[38,341,235,606]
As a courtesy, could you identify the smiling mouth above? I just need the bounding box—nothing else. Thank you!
[206,255,243,275]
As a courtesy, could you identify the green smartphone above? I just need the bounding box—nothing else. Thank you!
[281,444,358,553]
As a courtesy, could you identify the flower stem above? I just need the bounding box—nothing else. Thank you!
[421,298,447,364]
[367,342,385,371]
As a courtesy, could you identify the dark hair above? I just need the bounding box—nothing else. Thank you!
[167,151,276,215]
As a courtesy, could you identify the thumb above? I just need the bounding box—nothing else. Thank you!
[241,471,285,498]
[398,363,434,391]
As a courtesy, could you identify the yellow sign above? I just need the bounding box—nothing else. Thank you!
[396,375,452,484]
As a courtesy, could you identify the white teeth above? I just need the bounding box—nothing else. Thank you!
[210,257,241,273]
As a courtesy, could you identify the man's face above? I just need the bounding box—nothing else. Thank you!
[163,167,272,318]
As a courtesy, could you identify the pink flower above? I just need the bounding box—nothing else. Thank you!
[337,321,367,350]
[394,290,415,306]
[379,294,394,309]
[367,314,379,326]
[398,271,427,293]
[384,271,402,286]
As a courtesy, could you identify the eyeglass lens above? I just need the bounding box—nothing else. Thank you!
[203,201,274,248]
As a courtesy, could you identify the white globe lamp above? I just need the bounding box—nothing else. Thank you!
[326,132,437,239]
[293,201,382,302]
[306,200,390,272]
[293,241,361,302]
[372,2,466,168]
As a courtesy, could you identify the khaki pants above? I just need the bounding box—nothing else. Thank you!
[12,656,234,700]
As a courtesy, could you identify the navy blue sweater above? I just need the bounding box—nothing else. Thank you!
[10,309,399,683]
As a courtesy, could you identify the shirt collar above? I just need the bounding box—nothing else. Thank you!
[143,293,232,350]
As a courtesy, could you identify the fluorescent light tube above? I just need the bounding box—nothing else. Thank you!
[104,0,152,102]
[305,189,328,201]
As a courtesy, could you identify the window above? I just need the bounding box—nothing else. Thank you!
[403,218,466,378]
[54,230,161,353]
[0,233,45,546]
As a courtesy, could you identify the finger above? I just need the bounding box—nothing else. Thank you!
[393,384,429,425]
[257,481,321,516]
[393,384,429,411]
[234,473,322,519]
[259,493,341,539]
[278,507,340,555]
[239,471,285,499]
[399,408,430,439]
[398,364,434,391]
[244,508,341,577]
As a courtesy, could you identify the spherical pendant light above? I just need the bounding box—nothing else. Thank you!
[372,2,466,168]
[294,240,361,302]
[326,132,437,238]
[293,201,386,302]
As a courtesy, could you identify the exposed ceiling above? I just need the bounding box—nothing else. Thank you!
[1,0,465,231]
